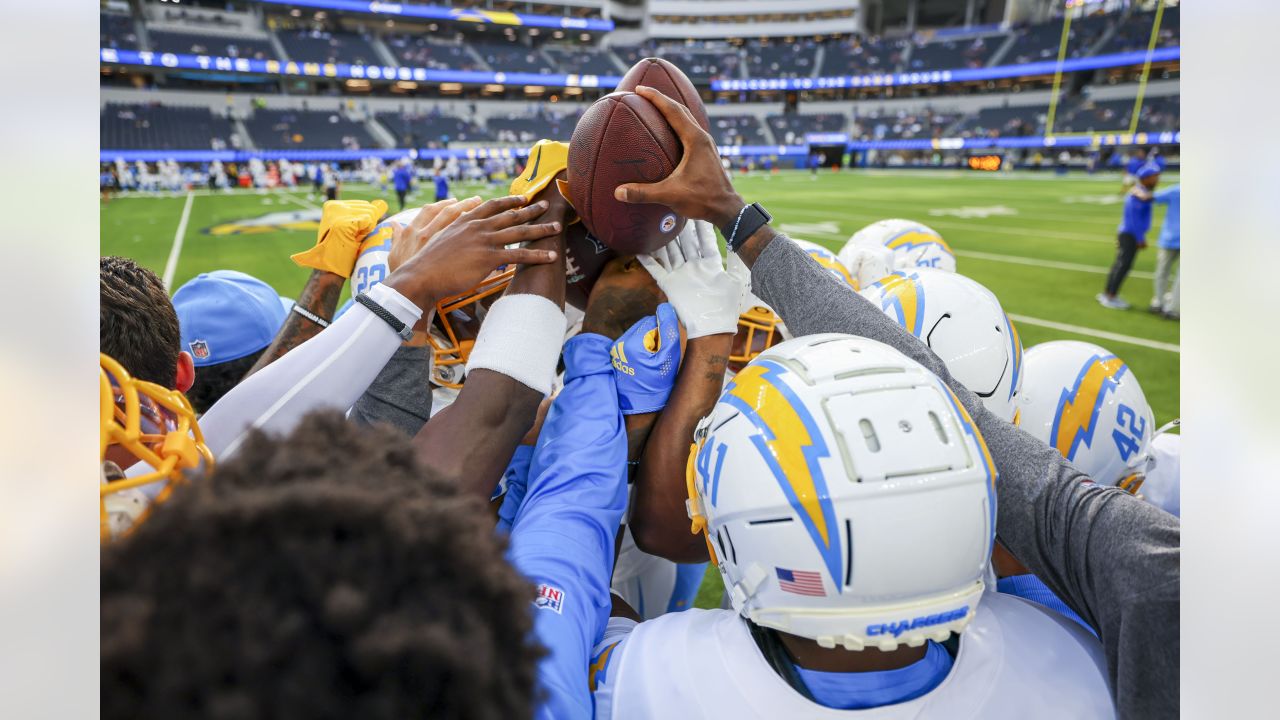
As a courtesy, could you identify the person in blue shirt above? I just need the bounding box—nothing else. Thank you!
[392,160,414,211]
[1098,162,1160,310]
[1122,147,1148,191]
[507,305,681,720]
[1149,184,1180,320]
[434,168,450,202]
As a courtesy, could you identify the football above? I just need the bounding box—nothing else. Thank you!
[567,91,686,255]
[617,57,710,132]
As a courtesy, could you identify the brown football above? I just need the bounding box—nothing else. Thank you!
[567,91,685,256]
[616,57,710,132]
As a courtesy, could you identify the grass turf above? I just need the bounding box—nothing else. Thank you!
[101,168,1180,610]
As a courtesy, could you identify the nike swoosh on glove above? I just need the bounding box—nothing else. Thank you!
[610,303,683,415]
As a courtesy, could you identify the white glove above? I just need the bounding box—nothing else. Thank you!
[837,243,896,289]
[638,220,743,339]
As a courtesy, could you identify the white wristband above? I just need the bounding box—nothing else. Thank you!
[465,294,567,395]
[365,282,424,327]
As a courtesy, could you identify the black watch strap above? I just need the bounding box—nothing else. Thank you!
[354,292,414,341]
[722,202,772,253]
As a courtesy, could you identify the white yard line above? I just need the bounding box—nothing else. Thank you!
[279,192,322,210]
[161,191,195,289]
[1009,313,1179,353]
[955,249,1154,279]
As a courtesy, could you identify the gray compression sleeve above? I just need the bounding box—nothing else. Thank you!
[749,235,1179,720]
[348,344,434,436]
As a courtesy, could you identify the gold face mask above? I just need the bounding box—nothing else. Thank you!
[427,268,516,389]
[99,353,212,542]
[729,306,784,373]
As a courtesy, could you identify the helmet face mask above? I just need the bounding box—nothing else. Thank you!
[729,304,785,373]
[99,353,212,542]
[428,268,515,388]
[687,334,996,651]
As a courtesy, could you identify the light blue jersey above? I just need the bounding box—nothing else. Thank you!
[507,333,628,720]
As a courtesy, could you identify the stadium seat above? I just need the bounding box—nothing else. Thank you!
[100,103,235,150]
[242,109,377,150]
[148,31,279,61]
[277,29,381,66]
[375,111,494,147]
[100,12,139,51]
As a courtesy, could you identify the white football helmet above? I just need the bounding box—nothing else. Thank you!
[842,218,956,273]
[859,269,1024,422]
[791,238,859,290]
[1016,340,1155,490]
[686,334,996,651]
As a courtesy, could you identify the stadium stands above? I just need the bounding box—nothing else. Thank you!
[851,109,960,140]
[820,37,906,76]
[486,108,583,144]
[471,41,559,74]
[375,110,493,147]
[242,109,377,150]
[277,29,382,66]
[951,105,1043,139]
[745,42,819,79]
[907,34,1002,71]
[1005,13,1112,65]
[708,115,771,147]
[101,103,235,150]
[148,31,279,61]
[767,114,847,145]
[1054,95,1180,134]
[542,46,622,76]
[1097,8,1181,55]
[658,48,740,82]
[101,12,139,51]
[385,34,480,70]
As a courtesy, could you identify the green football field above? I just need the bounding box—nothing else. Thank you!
[101,168,1180,610]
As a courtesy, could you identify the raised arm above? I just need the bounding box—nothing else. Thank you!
[615,84,1179,718]
[195,196,560,461]
[413,182,570,499]
[507,332,629,720]
[246,199,388,376]
[623,222,741,562]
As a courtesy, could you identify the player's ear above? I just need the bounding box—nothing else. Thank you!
[175,351,195,394]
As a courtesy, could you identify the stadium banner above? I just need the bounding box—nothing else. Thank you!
[99,45,1174,91]
[100,132,1179,163]
[255,0,614,32]
[99,48,621,89]
[711,47,1180,92]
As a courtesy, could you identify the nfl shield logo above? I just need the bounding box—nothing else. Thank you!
[534,583,565,614]
[189,339,210,361]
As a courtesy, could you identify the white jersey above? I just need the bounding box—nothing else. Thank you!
[1141,433,1180,517]
[592,592,1114,719]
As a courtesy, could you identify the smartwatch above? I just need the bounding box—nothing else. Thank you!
[721,202,772,253]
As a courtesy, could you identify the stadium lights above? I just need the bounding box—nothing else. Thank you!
[525,85,546,95]
[344,79,370,90]
[553,30,565,38]
[529,28,540,36]
[395,81,418,90]
[483,84,505,93]
[564,86,583,95]
[440,83,463,93]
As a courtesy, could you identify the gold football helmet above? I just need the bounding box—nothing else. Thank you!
[99,353,212,542]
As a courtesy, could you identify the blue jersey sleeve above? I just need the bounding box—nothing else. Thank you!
[508,333,628,720]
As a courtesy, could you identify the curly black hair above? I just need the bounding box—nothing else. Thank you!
[184,350,264,415]
[102,411,544,720]
[100,256,181,387]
